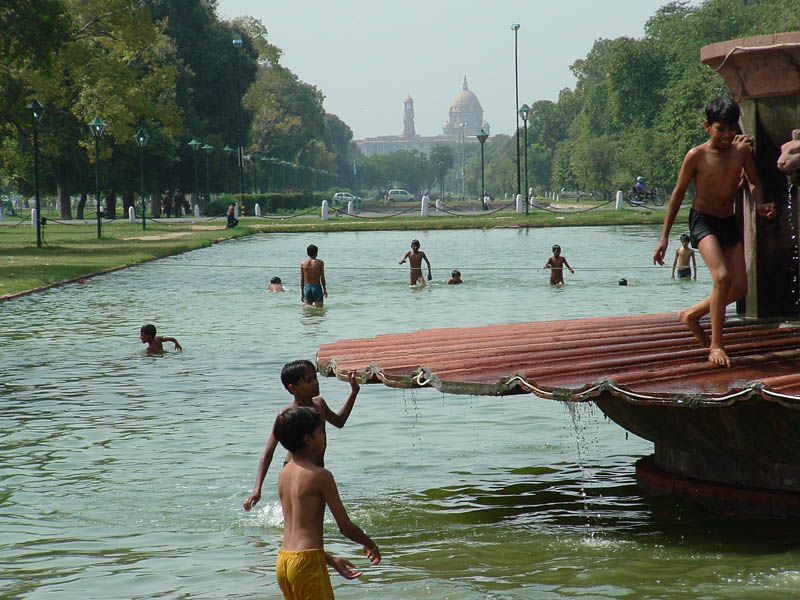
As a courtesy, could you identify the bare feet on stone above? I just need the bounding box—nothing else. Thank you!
[679,309,710,348]
[708,345,731,368]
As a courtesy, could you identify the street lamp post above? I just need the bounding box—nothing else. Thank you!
[511,23,522,205]
[459,122,466,201]
[188,138,201,213]
[88,117,107,239]
[233,38,245,207]
[134,128,150,231]
[250,154,258,194]
[28,100,44,247]
[518,103,530,213]
[476,129,488,210]
[261,156,270,192]
[202,144,213,208]
[223,145,234,193]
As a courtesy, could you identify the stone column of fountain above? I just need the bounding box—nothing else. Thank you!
[701,32,800,318]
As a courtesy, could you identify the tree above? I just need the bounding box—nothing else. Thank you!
[429,144,454,199]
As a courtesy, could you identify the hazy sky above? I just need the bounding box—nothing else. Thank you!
[216,0,680,140]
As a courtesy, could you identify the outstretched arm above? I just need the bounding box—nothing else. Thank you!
[320,469,381,565]
[563,259,574,273]
[324,370,360,429]
[300,265,306,302]
[399,251,410,265]
[243,432,279,511]
[691,252,697,279]
[655,150,695,265]
[321,265,327,298]
[326,552,362,580]
[161,337,182,351]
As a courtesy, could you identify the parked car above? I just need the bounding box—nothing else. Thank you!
[332,192,361,205]
[387,189,415,202]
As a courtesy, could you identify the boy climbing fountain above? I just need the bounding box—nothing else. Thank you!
[653,97,776,367]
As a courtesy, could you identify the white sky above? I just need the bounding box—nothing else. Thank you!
[216,0,682,140]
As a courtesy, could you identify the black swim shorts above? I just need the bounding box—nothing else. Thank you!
[689,208,740,249]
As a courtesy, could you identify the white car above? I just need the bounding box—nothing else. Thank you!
[388,189,415,202]
[332,192,361,205]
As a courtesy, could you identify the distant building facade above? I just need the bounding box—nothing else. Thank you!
[356,77,490,157]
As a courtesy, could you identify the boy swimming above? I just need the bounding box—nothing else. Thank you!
[653,97,776,367]
[139,324,182,355]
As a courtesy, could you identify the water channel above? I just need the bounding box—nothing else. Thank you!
[3,226,800,599]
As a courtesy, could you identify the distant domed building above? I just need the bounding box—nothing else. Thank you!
[442,77,489,138]
[356,77,490,157]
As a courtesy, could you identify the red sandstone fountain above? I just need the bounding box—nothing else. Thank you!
[318,33,800,515]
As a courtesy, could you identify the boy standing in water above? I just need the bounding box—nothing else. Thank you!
[399,239,432,285]
[654,97,775,367]
[243,360,360,511]
[671,234,697,280]
[139,324,182,355]
[273,406,380,598]
[301,244,327,307]
[544,245,574,285]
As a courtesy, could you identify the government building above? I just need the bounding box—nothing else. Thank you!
[355,77,491,157]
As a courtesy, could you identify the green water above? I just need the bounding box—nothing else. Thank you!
[3,226,800,599]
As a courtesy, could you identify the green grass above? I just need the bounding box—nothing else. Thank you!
[1,205,685,298]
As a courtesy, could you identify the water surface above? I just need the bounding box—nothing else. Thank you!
[3,226,800,599]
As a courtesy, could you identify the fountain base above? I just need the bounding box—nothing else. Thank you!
[636,455,800,516]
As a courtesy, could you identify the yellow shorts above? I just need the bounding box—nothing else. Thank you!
[276,548,334,600]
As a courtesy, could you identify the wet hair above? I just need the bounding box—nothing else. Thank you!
[680,233,690,243]
[141,324,156,337]
[705,97,740,126]
[552,244,561,251]
[281,359,315,391]
[306,244,318,258]
[411,239,420,247]
[451,270,461,278]
[270,276,281,284]
[273,406,322,452]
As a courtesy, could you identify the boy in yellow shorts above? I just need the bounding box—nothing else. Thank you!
[273,406,381,598]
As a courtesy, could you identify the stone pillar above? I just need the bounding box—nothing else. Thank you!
[421,195,429,217]
[194,204,201,218]
[321,200,329,221]
[128,206,136,222]
[255,203,262,217]
[616,190,624,211]
[347,200,354,216]
[515,194,523,214]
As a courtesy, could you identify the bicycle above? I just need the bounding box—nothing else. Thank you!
[626,186,665,207]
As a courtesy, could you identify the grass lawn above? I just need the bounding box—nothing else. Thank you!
[0,205,683,299]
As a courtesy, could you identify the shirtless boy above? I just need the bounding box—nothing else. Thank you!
[243,360,360,512]
[447,269,463,285]
[399,239,432,285]
[544,244,574,285]
[273,406,380,599]
[654,97,775,367]
[300,244,327,307]
[671,234,697,280]
[139,324,182,355]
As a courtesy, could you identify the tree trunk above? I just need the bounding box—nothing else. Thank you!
[55,163,73,220]
[77,192,87,219]
[104,192,116,219]
[151,193,161,218]
[122,190,134,217]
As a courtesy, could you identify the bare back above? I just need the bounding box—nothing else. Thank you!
[301,258,325,285]
[278,460,327,551]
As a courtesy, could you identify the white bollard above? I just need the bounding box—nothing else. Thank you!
[515,194,523,214]
[529,194,537,208]
[194,204,201,218]
[235,204,240,219]
[615,190,624,211]
[421,195,429,217]
[347,200,354,215]
[31,208,38,228]
[128,206,136,222]
[321,200,329,221]
[435,198,441,212]
[255,203,262,217]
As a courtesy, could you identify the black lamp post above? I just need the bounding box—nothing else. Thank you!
[134,128,150,231]
[250,154,258,194]
[261,156,270,192]
[88,117,107,239]
[511,23,521,201]
[518,103,530,214]
[476,129,489,210]
[28,100,44,247]
[188,137,201,212]
[233,38,245,206]
[202,143,213,207]
[223,145,234,193]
